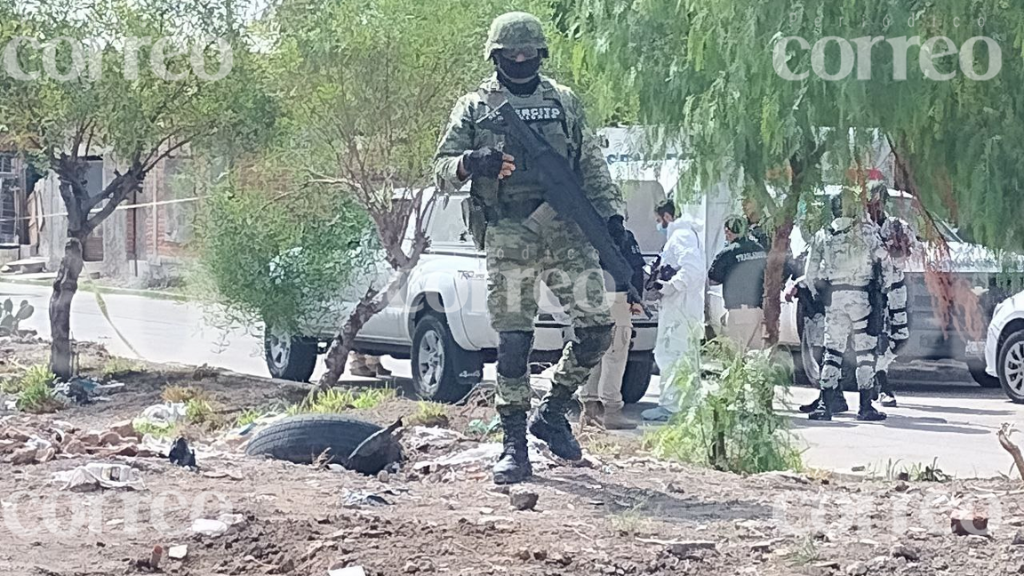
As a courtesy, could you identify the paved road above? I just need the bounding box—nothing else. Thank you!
[4,280,1024,478]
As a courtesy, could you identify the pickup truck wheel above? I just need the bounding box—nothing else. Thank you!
[264,326,317,382]
[968,359,1000,388]
[998,331,1024,402]
[411,312,471,403]
[620,354,654,404]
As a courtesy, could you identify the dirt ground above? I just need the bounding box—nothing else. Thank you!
[3,336,1024,576]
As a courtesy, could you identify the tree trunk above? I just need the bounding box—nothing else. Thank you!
[49,238,84,380]
[312,269,413,397]
[762,194,800,346]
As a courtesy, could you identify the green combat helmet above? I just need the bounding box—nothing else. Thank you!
[484,12,547,59]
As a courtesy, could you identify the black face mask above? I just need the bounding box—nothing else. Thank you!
[495,55,541,94]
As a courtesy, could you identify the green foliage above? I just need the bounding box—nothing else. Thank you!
[134,420,175,439]
[569,0,1024,254]
[162,385,210,404]
[351,387,397,410]
[2,364,55,394]
[185,398,215,425]
[190,168,373,334]
[234,408,264,428]
[644,339,803,474]
[407,401,450,427]
[101,357,143,379]
[0,0,276,163]
[289,387,394,414]
[10,365,60,413]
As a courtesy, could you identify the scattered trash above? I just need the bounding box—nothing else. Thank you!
[132,545,164,571]
[191,518,229,537]
[890,543,920,561]
[54,377,123,405]
[169,437,197,469]
[167,545,188,560]
[510,489,539,511]
[465,416,500,438]
[414,436,554,473]
[951,509,989,536]
[54,463,146,492]
[138,403,187,428]
[219,513,245,526]
[328,567,366,576]
[405,426,466,452]
[342,490,392,508]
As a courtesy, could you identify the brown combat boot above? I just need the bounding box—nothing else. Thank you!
[602,406,637,430]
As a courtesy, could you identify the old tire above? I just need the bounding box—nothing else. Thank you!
[998,330,1024,402]
[411,312,472,403]
[264,326,317,382]
[967,359,1000,388]
[620,354,655,404]
[246,414,383,466]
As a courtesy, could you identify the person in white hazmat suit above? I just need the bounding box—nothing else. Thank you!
[642,200,706,422]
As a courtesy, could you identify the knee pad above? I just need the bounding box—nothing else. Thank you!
[574,325,613,368]
[497,331,534,378]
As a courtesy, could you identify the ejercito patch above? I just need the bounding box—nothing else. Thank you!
[515,106,562,121]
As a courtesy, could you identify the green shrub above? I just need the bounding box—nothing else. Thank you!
[6,365,62,413]
[101,357,143,378]
[644,338,803,474]
[351,387,396,409]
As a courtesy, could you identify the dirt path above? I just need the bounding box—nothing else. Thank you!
[2,337,1023,576]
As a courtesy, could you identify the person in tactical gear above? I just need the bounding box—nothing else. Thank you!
[433,12,624,484]
[803,189,888,422]
[865,173,911,407]
[708,215,768,352]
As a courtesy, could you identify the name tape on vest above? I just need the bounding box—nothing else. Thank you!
[515,106,562,121]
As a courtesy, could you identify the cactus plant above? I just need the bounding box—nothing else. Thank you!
[0,298,34,336]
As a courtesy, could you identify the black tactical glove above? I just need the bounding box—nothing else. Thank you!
[462,147,505,179]
[607,214,626,243]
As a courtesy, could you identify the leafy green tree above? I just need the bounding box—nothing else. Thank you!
[266,0,522,390]
[567,0,1023,343]
[0,0,273,378]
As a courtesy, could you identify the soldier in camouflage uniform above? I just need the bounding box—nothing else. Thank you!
[804,191,888,422]
[433,12,624,484]
[866,176,911,407]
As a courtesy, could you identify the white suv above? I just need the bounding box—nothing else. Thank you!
[264,188,661,403]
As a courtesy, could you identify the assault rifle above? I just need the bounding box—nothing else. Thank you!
[476,101,646,310]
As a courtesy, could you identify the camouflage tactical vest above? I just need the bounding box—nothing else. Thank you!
[471,78,580,222]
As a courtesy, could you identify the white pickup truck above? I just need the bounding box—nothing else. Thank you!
[264,189,661,403]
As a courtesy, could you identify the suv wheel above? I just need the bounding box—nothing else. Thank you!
[620,354,654,404]
[998,331,1024,402]
[411,312,473,403]
[265,325,318,382]
[967,359,1001,388]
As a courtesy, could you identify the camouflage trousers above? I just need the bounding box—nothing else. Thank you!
[820,289,877,391]
[485,220,613,411]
